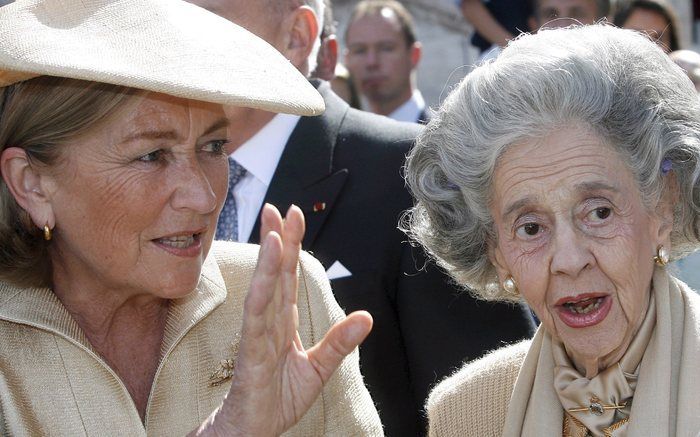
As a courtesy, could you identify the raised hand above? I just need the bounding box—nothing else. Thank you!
[192,204,373,437]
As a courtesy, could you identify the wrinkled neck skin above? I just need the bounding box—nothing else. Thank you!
[561,289,651,378]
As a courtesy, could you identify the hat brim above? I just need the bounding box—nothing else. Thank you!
[0,0,325,116]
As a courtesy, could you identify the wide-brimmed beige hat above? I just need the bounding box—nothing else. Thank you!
[0,0,324,116]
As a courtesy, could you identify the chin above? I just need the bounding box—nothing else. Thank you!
[558,320,627,366]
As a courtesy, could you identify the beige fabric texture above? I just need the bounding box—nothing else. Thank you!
[0,241,383,436]
[427,268,700,437]
[0,0,324,115]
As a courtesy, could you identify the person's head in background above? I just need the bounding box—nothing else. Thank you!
[343,0,421,118]
[185,0,324,145]
[188,0,324,78]
[312,0,336,81]
[308,0,362,108]
[529,0,610,29]
[613,0,681,53]
[670,49,700,91]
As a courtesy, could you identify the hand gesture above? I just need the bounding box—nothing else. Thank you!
[192,204,373,437]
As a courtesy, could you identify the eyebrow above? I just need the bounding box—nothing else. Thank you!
[575,181,620,194]
[502,181,620,220]
[120,117,229,145]
[202,117,230,137]
[503,196,536,221]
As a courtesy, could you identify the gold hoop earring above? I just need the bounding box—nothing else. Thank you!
[653,245,669,266]
[503,276,518,294]
[43,224,52,241]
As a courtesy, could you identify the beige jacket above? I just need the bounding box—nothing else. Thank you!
[0,242,383,436]
[427,340,529,437]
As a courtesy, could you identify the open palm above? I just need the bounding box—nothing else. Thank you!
[192,204,372,437]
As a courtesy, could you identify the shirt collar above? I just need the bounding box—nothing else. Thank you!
[232,113,301,186]
[388,89,425,123]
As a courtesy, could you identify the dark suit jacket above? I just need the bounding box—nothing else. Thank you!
[248,81,535,436]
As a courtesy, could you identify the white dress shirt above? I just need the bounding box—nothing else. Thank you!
[230,113,300,242]
[388,89,426,123]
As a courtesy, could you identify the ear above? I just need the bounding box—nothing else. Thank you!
[283,6,319,75]
[409,42,422,69]
[655,171,680,245]
[0,147,56,230]
[487,237,510,284]
[312,35,339,81]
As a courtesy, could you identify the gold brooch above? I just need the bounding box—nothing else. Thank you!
[209,334,240,387]
[568,395,627,416]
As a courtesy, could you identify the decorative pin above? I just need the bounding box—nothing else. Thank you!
[209,334,240,387]
[567,395,627,416]
[313,202,326,212]
[589,396,604,416]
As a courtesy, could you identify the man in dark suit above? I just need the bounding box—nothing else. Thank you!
[189,1,535,435]
[344,0,430,124]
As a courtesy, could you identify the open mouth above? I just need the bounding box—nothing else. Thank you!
[563,296,604,314]
[556,294,612,328]
[155,233,200,248]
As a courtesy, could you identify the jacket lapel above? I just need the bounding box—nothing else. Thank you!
[249,81,349,249]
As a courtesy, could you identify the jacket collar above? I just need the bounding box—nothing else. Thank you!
[0,254,227,358]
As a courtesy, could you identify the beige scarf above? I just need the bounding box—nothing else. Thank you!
[502,268,700,437]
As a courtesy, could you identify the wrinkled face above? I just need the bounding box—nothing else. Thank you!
[489,126,664,366]
[344,10,416,105]
[622,8,672,52]
[46,93,229,299]
[535,0,600,28]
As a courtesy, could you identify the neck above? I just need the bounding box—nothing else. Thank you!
[50,265,170,420]
[368,87,414,116]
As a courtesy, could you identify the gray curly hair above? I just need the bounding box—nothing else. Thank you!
[404,24,700,301]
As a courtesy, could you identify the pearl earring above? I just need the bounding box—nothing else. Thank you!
[503,276,518,294]
[654,245,669,266]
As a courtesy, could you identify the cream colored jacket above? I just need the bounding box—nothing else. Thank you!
[0,242,383,436]
[427,340,529,437]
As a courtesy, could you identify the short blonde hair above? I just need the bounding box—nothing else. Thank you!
[0,76,143,288]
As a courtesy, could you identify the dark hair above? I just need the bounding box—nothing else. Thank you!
[613,0,682,51]
[345,0,417,47]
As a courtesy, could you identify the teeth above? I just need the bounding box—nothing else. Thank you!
[565,297,603,315]
[159,235,195,248]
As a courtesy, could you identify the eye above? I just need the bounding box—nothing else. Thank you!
[137,149,164,163]
[515,222,542,239]
[201,139,229,155]
[587,207,612,222]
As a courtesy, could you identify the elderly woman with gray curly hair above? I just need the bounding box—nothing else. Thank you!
[405,24,700,436]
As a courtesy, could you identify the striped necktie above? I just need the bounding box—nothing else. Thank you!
[215,158,247,241]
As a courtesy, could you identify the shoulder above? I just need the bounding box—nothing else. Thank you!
[208,240,340,331]
[208,241,328,292]
[427,340,530,437]
[341,107,421,149]
[316,82,422,149]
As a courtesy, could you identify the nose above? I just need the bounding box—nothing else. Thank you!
[365,48,379,68]
[549,221,595,277]
[169,157,218,214]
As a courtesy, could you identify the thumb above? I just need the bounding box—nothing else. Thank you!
[306,311,373,383]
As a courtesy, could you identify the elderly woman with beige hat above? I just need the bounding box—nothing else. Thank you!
[404,24,700,436]
[0,0,382,435]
